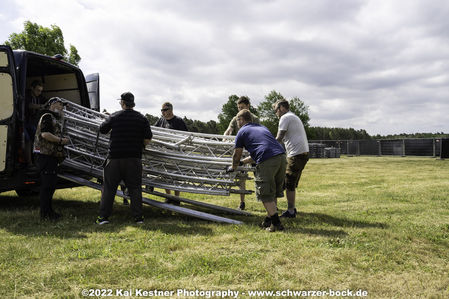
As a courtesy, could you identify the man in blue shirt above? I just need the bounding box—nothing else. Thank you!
[227,109,287,231]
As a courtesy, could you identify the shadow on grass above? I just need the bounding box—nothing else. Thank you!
[288,226,349,237]
[241,211,387,237]
[0,194,386,239]
[0,195,215,239]
[297,212,388,229]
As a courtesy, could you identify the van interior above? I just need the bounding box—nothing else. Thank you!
[25,56,82,106]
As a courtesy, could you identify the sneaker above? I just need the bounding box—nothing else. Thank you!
[260,216,271,228]
[239,201,245,211]
[280,208,297,218]
[266,223,284,232]
[95,216,109,225]
[134,216,144,224]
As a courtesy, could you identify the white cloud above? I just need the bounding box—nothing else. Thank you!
[1,0,449,135]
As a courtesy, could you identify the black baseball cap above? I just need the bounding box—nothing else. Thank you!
[118,92,135,104]
[45,97,67,107]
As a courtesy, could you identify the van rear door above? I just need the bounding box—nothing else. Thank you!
[85,73,100,111]
[0,46,16,173]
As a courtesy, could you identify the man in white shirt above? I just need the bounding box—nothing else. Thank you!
[273,99,309,218]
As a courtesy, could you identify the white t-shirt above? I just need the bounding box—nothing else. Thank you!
[278,111,309,157]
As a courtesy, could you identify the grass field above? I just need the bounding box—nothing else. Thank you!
[0,156,448,298]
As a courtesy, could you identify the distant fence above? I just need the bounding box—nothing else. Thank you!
[310,138,449,157]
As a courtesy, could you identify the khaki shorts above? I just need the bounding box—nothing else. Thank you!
[285,153,308,191]
[254,154,286,202]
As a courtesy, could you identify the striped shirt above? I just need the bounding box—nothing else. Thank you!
[100,109,152,159]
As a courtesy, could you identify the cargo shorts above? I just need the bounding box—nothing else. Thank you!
[285,153,309,191]
[254,154,287,202]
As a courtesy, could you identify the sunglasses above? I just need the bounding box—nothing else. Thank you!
[161,108,171,112]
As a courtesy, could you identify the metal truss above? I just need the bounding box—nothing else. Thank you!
[61,101,253,196]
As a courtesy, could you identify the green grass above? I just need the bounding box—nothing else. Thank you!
[0,156,448,298]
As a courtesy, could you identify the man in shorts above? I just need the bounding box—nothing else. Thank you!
[273,99,309,218]
[227,109,286,232]
[223,96,259,210]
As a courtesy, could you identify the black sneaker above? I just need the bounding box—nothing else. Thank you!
[260,216,272,228]
[266,223,284,232]
[239,201,245,211]
[95,216,109,225]
[134,216,144,224]
[280,208,297,218]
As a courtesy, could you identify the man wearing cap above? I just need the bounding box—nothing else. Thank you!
[227,109,287,232]
[33,97,69,220]
[96,92,152,225]
[154,101,187,202]
[273,99,309,218]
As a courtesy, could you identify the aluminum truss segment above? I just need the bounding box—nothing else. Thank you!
[62,100,253,196]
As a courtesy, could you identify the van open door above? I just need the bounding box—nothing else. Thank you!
[0,46,16,174]
[85,73,100,111]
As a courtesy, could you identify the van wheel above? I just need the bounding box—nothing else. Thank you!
[15,189,39,197]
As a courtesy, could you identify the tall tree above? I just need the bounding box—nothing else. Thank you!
[217,94,259,134]
[257,90,310,136]
[217,95,239,134]
[5,21,81,66]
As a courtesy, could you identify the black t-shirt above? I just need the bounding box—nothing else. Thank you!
[25,90,46,121]
[100,109,152,159]
[154,115,188,131]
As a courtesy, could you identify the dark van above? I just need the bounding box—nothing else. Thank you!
[0,45,99,196]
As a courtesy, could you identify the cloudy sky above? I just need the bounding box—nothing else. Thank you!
[1,0,448,135]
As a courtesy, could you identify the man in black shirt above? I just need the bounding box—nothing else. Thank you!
[154,102,187,202]
[154,102,188,131]
[25,80,46,167]
[96,92,152,224]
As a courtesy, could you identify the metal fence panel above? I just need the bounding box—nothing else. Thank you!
[310,138,443,157]
[441,138,449,158]
[360,140,379,155]
[404,139,434,156]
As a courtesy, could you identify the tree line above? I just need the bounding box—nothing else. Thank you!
[146,90,376,140]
